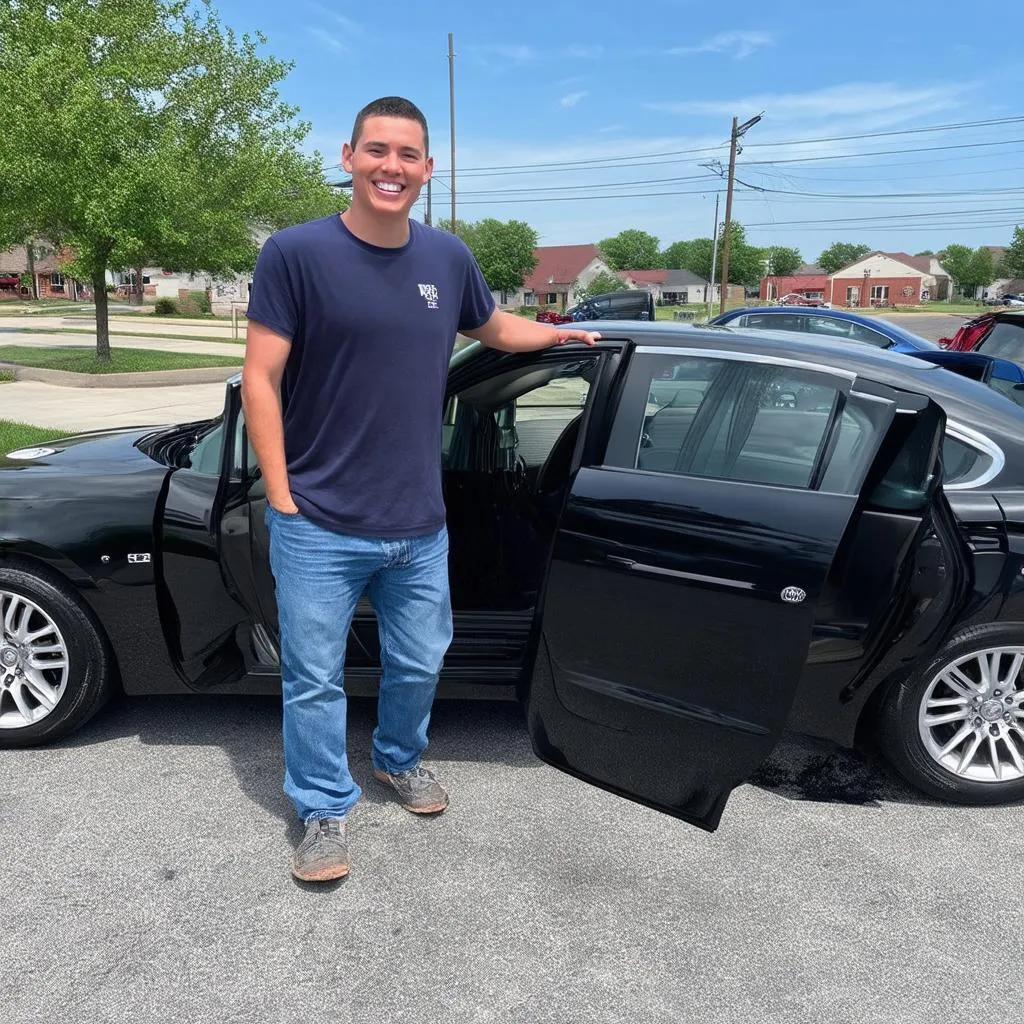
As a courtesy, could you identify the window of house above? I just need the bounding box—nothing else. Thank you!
[610,355,846,490]
[846,286,859,304]
[805,291,824,300]
[870,285,889,301]
[545,292,558,305]
[49,272,64,293]
[523,291,535,305]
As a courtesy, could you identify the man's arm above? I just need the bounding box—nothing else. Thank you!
[463,309,600,352]
[241,320,296,514]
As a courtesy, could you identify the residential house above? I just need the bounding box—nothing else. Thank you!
[0,244,91,301]
[760,264,828,302]
[977,246,1019,300]
[828,251,949,307]
[109,267,254,314]
[510,244,615,310]
[618,269,727,305]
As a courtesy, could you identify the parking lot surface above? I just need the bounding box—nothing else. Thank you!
[2,694,1021,1024]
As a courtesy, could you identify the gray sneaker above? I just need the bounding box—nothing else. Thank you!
[373,765,449,814]
[291,817,349,882]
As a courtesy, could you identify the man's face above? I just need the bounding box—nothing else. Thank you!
[342,115,433,220]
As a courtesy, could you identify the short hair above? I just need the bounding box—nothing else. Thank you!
[350,96,429,155]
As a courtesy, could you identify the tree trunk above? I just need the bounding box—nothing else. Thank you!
[92,267,111,361]
[26,242,38,300]
[133,264,144,306]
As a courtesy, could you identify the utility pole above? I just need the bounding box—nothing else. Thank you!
[718,111,763,315]
[425,177,432,226]
[706,192,720,321]
[448,32,456,234]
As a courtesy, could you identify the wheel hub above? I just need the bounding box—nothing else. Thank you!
[980,699,1004,723]
[0,647,18,668]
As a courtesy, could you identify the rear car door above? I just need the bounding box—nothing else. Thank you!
[522,342,945,830]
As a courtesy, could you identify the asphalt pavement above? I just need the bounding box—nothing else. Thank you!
[2,695,1021,1024]
[3,307,1022,1021]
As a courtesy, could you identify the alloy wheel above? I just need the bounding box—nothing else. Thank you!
[0,589,70,730]
[918,646,1024,783]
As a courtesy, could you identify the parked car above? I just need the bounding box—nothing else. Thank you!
[709,306,936,353]
[536,289,655,325]
[5,325,1024,826]
[940,309,1024,358]
[776,293,825,307]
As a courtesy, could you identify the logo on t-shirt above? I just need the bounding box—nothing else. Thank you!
[417,283,439,310]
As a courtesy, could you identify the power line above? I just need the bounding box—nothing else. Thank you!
[738,115,1024,149]
[741,137,1024,166]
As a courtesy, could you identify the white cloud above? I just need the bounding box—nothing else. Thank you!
[565,44,604,59]
[329,13,364,34]
[310,27,348,54]
[668,30,774,60]
[560,91,589,108]
[647,81,971,123]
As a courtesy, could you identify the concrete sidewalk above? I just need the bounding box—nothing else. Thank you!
[0,328,243,357]
[2,379,228,431]
[0,314,239,340]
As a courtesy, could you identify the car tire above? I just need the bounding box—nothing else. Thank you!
[0,565,114,748]
[877,624,1024,805]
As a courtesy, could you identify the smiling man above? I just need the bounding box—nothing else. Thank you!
[242,96,598,882]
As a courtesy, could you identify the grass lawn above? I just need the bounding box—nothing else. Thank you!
[0,420,69,453]
[854,303,986,316]
[0,346,243,373]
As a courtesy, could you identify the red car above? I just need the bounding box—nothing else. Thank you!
[777,292,825,307]
[940,309,1024,356]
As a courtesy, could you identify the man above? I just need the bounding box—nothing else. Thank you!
[243,96,598,883]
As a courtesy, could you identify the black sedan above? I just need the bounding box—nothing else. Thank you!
[4,324,1024,830]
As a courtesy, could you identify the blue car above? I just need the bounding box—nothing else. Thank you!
[709,306,937,353]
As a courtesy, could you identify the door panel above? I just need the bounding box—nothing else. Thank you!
[523,347,946,830]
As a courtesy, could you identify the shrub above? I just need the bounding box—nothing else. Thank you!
[154,298,178,315]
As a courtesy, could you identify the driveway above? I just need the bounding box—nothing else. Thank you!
[873,312,968,343]
[2,696,1020,1023]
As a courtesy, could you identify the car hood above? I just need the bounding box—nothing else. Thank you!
[0,424,171,497]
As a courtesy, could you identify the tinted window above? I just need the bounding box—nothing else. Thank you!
[978,321,1024,362]
[630,357,843,489]
[804,316,890,348]
[942,435,993,486]
[735,313,805,332]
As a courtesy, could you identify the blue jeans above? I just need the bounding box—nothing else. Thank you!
[265,507,453,823]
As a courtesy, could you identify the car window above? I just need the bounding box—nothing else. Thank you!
[623,356,845,489]
[977,321,1024,362]
[735,313,806,333]
[444,357,598,472]
[804,316,890,348]
[186,410,250,477]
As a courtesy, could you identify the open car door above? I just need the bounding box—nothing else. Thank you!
[521,344,946,830]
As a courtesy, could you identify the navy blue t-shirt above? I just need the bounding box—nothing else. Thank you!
[246,215,495,537]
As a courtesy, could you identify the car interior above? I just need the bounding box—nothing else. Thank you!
[443,355,601,497]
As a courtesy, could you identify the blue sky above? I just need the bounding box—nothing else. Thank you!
[216,0,1021,263]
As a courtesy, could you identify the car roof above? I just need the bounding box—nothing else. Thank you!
[490,320,1024,443]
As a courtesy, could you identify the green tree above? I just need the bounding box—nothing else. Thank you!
[577,270,626,300]
[817,242,872,275]
[1002,226,1024,279]
[961,246,996,295]
[599,229,662,271]
[763,246,802,277]
[720,222,764,289]
[914,250,935,258]
[0,0,339,359]
[675,238,716,280]
[438,217,538,294]
[939,244,975,296]
[661,240,692,271]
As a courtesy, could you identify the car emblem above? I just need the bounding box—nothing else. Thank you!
[781,586,806,604]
